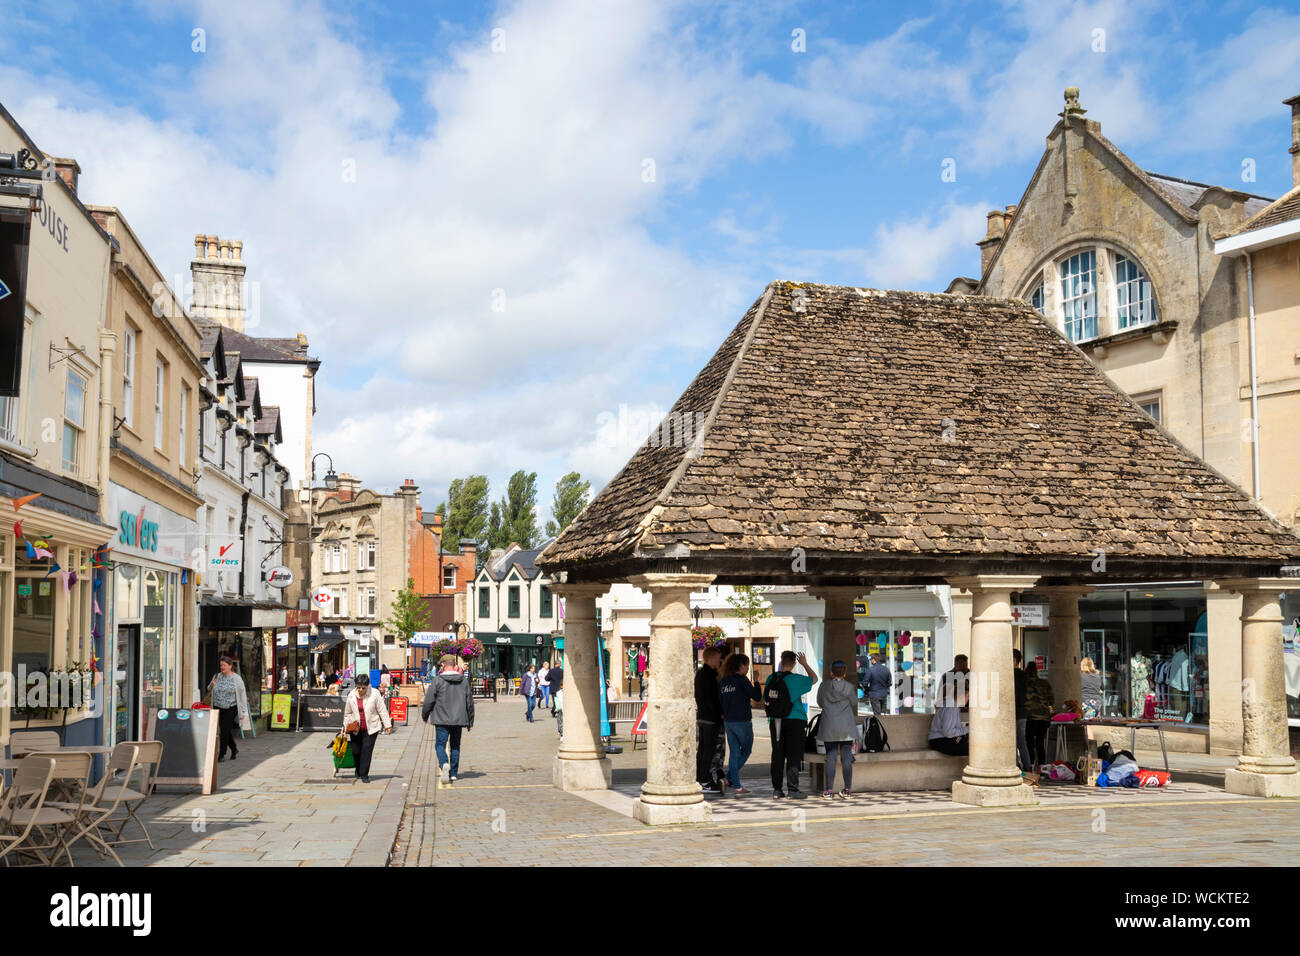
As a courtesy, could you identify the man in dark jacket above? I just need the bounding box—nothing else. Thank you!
[421,654,476,785]
[864,653,892,717]
[1013,648,1031,772]
[695,646,726,794]
[548,662,564,716]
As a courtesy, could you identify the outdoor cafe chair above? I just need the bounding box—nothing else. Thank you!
[8,730,61,756]
[26,751,92,865]
[98,740,162,850]
[0,756,64,866]
[47,743,139,867]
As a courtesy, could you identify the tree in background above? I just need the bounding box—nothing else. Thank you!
[488,470,539,550]
[726,586,773,642]
[385,577,430,645]
[437,475,490,554]
[545,472,591,538]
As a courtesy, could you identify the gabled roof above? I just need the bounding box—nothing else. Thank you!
[1222,185,1300,237]
[193,317,318,365]
[483,544,550,581]
[254,405,282,443]
[538,282,1300,584]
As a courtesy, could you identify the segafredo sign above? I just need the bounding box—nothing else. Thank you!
[265,566,294,589]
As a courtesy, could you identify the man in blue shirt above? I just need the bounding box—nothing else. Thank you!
[864,653,892,717]
[764,650,818,798]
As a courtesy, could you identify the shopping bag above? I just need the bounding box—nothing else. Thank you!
[1076,754,1102,786]
[1134,769,1170,788]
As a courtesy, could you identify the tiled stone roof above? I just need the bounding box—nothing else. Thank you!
[539,283,1300,582]
[1224,186,1300,236]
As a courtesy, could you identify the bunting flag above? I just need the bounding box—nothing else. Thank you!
[181,569,188,584]
[68,569,77,589]
[7,493,42,511]
[59,570,71,592]
[12,520,20,538]
[34,538,50,549]
[25,540,36,559]
[33,547,53,560]
[93,576,102,591]
[93,596,101,616]
[44,562,61,579]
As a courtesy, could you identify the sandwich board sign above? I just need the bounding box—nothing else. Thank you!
[631,700,648,738]
[148,707,219,794]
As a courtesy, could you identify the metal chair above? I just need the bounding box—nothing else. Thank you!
[0,756,61,866]
[98,740,162,850]
[25,751,92,865]
[52,743,139,866]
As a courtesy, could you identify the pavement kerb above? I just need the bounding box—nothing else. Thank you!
[350,719,428,865]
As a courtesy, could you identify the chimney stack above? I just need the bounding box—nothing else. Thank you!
[1285,93,1300,187]
[397,478,420,501]
[50,157,80,196]
[190,233,249,332]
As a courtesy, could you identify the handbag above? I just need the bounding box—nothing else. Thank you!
[345,720,360,734]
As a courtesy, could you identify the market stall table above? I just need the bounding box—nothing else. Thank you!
[1046,719,1171,774]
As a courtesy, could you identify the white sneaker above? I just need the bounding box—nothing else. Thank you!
[440,764,450,784]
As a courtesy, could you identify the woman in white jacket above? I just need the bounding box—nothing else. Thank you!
[343,674,393,783]
[207,656,250,762]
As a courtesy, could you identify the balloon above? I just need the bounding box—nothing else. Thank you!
[899,635,911,646]
[855,633,866,646]
[900,661,913,671]
[903,696,915,707]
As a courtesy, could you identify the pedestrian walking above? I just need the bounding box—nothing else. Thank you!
[863,652,891,717]
[764,650,818,798]
[207,655,249,762]
[718,652,762,795]
[1013,649,1031,772]
[342,674,393,783]
[521,664,538,722]
[817,660,857,799]
[694,646,726,794]
[537,662,551,710]
[421,654,476,784]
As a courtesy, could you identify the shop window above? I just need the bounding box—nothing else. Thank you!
[14,562,56,674]
[478,587,490,618]
[853,617,937,715]
[539,585,553,618]
[508,585,520,618]
[63,368,87,473]
[116,564,141,619]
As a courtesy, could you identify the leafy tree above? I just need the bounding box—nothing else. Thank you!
[545,472,591,538]
[488,470,539,549]
[385,577,430,643]
[437,475,490,552]
[726,585,773,640]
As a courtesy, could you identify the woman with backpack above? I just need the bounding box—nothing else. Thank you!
[816,660,857,798]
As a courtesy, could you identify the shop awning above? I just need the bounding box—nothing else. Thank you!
[310,627,345,653]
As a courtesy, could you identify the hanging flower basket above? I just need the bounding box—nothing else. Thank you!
[691,625,728,651]
[430,636,484,660]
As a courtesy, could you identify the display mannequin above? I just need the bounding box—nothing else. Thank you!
[1129,652,1151,717]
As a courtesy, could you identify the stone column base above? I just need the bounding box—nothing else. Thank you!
[952,781,1036,807]
[632,798,712,825]
[553,755,612,791]
[1225,768,1300,798]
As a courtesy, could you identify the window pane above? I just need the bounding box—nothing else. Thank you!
[1115,255,1156,329]
[14,574,56,675]
[63,423,78,470]
[1058,251,1097,342]
[65,372,85,426]
[1030,283,1044,315]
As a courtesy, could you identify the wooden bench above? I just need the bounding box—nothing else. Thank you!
[803,713,965,792]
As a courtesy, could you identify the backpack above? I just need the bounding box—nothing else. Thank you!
[861,715,890,753]
[764,673,792,719]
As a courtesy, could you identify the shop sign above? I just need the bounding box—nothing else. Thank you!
[17,583,31,597]
[265,566,294,588]
[107,484,199,565]
[1011,605,1047,627]
[269,694,293,730]
[119,507,159,552]
[312,588,333,606]
[285,608,318,627]
[853,601,870,616]
[209,542,239,569]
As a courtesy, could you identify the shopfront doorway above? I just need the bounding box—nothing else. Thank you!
[114,625,140,742]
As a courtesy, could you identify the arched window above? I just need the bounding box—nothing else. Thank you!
[1114,255,1156,329]
[1029,282,1044,315]
[1058,250,1097,342]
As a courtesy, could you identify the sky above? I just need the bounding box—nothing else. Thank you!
[3,0,1298,529]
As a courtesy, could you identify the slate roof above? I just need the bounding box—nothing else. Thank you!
[254,405,281,441]
[192,316,318,364]
[538,282,1300,584]
[483,545,550,581]
[1224,185,1300,237]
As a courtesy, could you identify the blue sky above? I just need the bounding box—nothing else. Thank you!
[3,0,1298,526]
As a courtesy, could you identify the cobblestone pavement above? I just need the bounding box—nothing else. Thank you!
[397,698,1300,866]
[69,718,420,867]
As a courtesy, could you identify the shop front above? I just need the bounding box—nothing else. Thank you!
[852,588,949,715]
[470,631,555,682]
[106,483,198,745]
[198,603,314,728]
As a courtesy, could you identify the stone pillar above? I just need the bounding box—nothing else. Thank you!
[1040,586,1092,709]
[1205,585,1245,755]
[628,573,716,824]
[948,576,1039,807]
[1217,579,1299,797]
[809,587,866,689]
[551,584,612,791]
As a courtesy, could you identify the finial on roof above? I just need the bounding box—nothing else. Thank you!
[1062,87,1085,115]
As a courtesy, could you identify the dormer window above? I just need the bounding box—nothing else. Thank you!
[1022,244,1158,345]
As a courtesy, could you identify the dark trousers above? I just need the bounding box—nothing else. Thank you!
[1027,719,1049,767]
[350,730,377,778]
[696,721,724,787]
[928,735,968,756]
[769,718,806,792]
[218,705,238,758]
